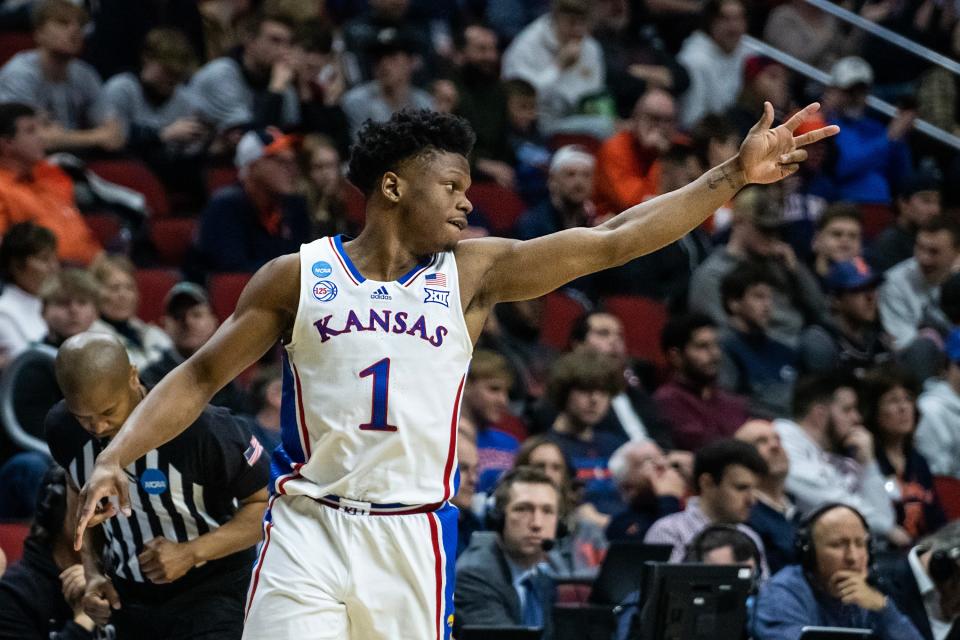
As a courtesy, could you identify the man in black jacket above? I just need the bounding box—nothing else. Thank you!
[877,521,960,640]
[455,466,559,639]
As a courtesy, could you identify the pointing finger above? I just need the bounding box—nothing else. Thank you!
[749,101,775,135]
[794,125,841,148]
[784,102,821,133]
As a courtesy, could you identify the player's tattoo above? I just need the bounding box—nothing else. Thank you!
[707,164,738,191]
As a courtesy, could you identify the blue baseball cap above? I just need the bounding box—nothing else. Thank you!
[947,328,960,362]
[825,257,882,293]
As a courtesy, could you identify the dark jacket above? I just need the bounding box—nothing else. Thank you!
[455,534,556,639]
[875,552,960,640]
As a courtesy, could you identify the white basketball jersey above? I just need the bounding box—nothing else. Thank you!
[272,235,473,507]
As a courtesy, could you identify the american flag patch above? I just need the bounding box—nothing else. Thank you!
[244,436,263,466]
[425,272,447,287]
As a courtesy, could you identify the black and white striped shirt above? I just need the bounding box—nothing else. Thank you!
[46,401,270,589]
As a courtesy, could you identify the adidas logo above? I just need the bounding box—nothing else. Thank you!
[370,286,392,301]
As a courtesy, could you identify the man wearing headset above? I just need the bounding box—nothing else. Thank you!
[754,503,924,640]
[454,466,560,639]
[876,521,960,640]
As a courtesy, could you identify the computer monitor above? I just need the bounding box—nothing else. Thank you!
[799,628,874,640]
[458,626,542,640]
[553,604,617,640]
[588,542,673,605]
[635,562,753,640]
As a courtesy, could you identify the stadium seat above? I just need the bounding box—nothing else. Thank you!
[0,521,30,565]
[134,268,180,325]
[342,183,366,228]
[88,158,170,218]
[208,273,253,321]
[548,133,602,155]
[84,212,123,249]
[150,218,197,267]
[0,32,32,66]
[858,203,895,242]
[934,476,960,521]
[540,290,590,351]
[466,182,526,235]
[603,295,669,374]
[205,165,239,195]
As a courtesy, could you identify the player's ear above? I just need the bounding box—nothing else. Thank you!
[381,172,402,204]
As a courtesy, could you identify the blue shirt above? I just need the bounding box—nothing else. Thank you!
[476,427,520,495]
[546,428,627,515]
[754,565,925,640]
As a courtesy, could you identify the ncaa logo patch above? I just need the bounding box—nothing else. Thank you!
[424,287,450,307]
[140,468,168,495]
[313,280,338,302]
[311,261,332,278]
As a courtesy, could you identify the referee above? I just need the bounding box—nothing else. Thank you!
[45,333,270,639]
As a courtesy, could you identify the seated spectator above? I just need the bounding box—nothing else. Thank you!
[916,328,960,479]
[239,366,281,454]
[0,0,124,154]
[452,433,483,558]
[676,0,750,129]
[594,88,674,218]
[340,29,433,140]
[298,134,354,239]
[569,310,673,449]
[879,215,959,352]
[292,23,350,159]
[451,24,513,190]
[460,349,521,494]
[689,186,828,349]
[0,222,58,366]
[876,520,960,640]
[515,145,595,242]
[97,27,208,201]
[762,0,865,68]
[5,268,101,446]
[141,282,245,412]
[0,465,101,638]
[455,466,559,638]
[545,350,629,518]
[190,10,299,136]
[754,504,924,640]
[503,78,551,206]
[194,128,310,275]
[726,56,792,139]
[341,0,434,86]
[0,103,101,265]
[799,258,894,376]
[514,435,607,576]
[810,204,863,284]
[0,449,51,520]
[825,56,912,208]
[871,167,942,273]
[501,0,611,137]
[88,255,172,370]
[606,439,685,542]
[775,375,897,537]
[735,419,799,574]
[655,312,751,451]
[861,368,946,546]
[643,438,769,570]
[717,263,799,418]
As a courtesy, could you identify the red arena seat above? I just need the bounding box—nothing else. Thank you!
[150,218,197,267]
[134,268,179,325]
[88,158,170,218]
[603,295,669,374]
[466,182,526,236]
[208,272,253,322]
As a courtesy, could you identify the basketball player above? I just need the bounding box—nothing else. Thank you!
[75,103,837,639]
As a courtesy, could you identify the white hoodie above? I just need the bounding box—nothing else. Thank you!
[916,379,960,478]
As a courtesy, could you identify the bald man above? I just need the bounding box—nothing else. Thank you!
[44,333,269,640]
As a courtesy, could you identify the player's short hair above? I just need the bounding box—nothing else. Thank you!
[468,349,514,385]
[32,0,87,30]
[547,350,624,409]
[39,268,99,307]
[347,109,475,196]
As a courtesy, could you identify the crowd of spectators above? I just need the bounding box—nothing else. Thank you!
[0,0,960,638]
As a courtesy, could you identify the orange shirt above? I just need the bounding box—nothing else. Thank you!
[594,130,662,217]
[0,162,101,265]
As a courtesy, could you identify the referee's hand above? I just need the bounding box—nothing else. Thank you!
[75,455,132,550]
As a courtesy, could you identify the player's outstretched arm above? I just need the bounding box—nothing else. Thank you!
[73,255,300,550]
[463,102,838,305]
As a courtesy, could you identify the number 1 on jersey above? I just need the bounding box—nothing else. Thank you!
[359,358,398,432]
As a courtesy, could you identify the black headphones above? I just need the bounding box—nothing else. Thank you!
[794,502,874,573]
[485,467,569,540]
[929,546,960,584]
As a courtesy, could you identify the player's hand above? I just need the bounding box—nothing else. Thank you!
[138,537,198,584]
[738,102,839,185]
[83,572,120,625]
[60,564,87,615]
[75,454,131,551]
[831,570,886,611]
